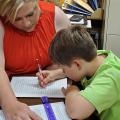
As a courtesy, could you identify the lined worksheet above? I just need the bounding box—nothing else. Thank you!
[0,102,71,120]
[11,77,67,98]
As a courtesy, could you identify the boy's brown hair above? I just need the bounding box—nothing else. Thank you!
[49,25,97,66]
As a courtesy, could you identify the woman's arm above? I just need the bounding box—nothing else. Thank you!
[0,21,41,120]
[0,21,16,106]
[54,6,71,32]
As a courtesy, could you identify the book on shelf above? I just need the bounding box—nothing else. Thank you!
[73,0,94,13]
[62,2,92,16]
[64,0,92,14]
[62,0,101,17]
[87,0,96,10]
[82,0,87,2]
[94,0,99,8]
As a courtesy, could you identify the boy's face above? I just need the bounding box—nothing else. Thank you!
[60,60,86,81]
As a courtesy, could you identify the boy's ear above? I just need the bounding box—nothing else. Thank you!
[72,59,82,70]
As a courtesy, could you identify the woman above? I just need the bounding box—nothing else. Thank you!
[0,0,70,119]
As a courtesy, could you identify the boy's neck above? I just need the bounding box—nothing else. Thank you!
[86,55,106,77]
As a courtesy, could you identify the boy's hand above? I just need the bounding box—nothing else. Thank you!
[62,85,80,96]
[2,100,42,120]
[36,69,65,86]
[36,70,56,86]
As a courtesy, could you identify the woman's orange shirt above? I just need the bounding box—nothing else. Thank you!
[3,1,55,76]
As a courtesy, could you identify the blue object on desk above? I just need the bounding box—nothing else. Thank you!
[41,96,57,120]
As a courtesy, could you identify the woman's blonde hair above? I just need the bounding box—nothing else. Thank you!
[0,0,38,22]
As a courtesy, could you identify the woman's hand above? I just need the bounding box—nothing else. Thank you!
[2,100,42,120]
[36,69,66,86]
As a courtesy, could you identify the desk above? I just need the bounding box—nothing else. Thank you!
[0,77,97,120]
[18,97,64,106]
[16,79,97,120]
[18,97,97,120]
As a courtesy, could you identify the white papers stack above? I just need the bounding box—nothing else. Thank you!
[11,77,67,98]
[0,102,71,120]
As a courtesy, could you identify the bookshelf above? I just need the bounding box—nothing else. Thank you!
[87,0,104,49]
[44,0,104,49]
[87,8,103,20]
[45,0,104,21]
[87,0,104,20]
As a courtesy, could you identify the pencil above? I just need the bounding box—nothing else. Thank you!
[36,59,45,87]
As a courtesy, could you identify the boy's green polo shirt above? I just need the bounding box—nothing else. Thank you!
[80,50,120,120]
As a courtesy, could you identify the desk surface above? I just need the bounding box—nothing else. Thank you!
[1,77,96,120]
[18,97,64,106]
[18,97,96,120]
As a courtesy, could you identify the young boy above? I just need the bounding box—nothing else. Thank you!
[48,25,120,120]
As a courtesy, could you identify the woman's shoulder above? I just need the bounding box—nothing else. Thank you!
[0,20,4,34]
[38,1,55,13]
[0,20,4,50]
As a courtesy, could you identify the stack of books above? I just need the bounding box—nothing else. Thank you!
[62,0,100,16]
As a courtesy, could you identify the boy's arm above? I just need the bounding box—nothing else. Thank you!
[62,85,95,119]
[55,6,71,32]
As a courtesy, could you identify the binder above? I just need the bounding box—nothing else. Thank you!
[63,9,82,15]
[62,2,92,16]
[73,0,94,13]
[87,0,96,10]
[62,3,91,16]
[87,0,98,10]
[93,0,99,9]
[65,0,92,14]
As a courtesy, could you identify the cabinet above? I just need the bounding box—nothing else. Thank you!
[103,0,120,57]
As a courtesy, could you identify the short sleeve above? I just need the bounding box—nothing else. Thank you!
[80,76,117,114]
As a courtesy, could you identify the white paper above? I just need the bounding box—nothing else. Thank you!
[11,77,67,98]
[0,102,71,120]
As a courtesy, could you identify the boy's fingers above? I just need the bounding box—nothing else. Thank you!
[37,75,45,87]
[40,81,46,88]
[44,77,51,84]
[62,87,66,96]
[37,76,41,81]
[38,75,45,82]
[36,72,40,77]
